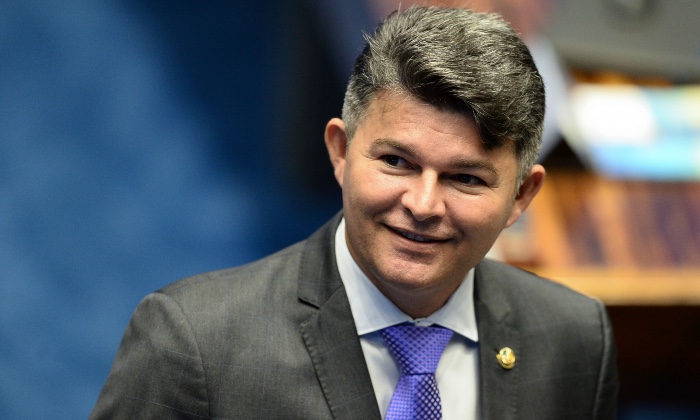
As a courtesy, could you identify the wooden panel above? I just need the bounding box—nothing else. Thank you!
[498,170,700,305]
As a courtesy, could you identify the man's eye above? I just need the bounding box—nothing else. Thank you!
[382,155,409,168]
[454,174,485,186]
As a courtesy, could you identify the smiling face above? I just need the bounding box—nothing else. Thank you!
[325,90,544,317]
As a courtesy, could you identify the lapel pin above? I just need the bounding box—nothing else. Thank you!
[497,347,516,369]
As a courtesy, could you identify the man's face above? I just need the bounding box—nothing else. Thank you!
[325,90,543,315]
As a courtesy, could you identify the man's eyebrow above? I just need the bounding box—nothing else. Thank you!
[369,138,417,157]
[451,158,499,175]
[370,137,499,175]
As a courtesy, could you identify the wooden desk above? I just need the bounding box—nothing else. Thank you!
[497,170,700,409]
[499,170,700,305]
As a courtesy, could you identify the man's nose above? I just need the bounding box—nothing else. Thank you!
[401,172,446,221]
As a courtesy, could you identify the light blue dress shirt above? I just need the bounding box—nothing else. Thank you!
[335,219,480,419]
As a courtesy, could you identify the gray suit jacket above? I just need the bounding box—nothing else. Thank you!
[91,214,618,419]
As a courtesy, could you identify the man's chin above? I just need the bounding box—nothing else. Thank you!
[372,265,445,292]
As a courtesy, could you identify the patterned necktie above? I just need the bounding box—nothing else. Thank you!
[381,325,454,420]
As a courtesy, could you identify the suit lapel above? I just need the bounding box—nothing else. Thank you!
[298,214,381,420]
[296,218,523,419]
[474,260,520,420]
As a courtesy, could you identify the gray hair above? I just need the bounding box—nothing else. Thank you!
[342,6,545,183]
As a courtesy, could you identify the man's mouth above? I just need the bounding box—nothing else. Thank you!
[399,231,433,242]
[391,227,445,243]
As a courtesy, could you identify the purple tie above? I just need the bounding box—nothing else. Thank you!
[381,325,454,420]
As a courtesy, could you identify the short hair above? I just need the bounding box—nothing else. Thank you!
[342,6,545,183]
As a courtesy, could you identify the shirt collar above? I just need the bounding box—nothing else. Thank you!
[335,218,479,342]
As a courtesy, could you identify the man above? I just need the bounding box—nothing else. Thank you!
[92,6,618,419]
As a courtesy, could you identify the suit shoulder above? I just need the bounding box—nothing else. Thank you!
[477,258,603,313]
[158,239,307,300]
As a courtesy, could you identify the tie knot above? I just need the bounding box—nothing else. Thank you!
[381,325,454,375]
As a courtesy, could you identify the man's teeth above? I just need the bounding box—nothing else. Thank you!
[400,231,432,242]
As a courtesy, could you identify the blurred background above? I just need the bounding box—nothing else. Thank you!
[1,0,698,418]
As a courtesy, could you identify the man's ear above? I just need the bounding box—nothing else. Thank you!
[324,118,349,187]
[505,164,545,227]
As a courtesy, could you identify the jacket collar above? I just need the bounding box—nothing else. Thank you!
[474,259,519,420]
[297,215,520,420]
[298,213,382,420]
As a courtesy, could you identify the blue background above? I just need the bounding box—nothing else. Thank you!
[0,1,359,417]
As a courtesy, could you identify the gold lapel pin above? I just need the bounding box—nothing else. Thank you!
[497,347,516,369]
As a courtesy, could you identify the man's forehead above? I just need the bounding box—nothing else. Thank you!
[365,89,477,125]
[360,89,517,155]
